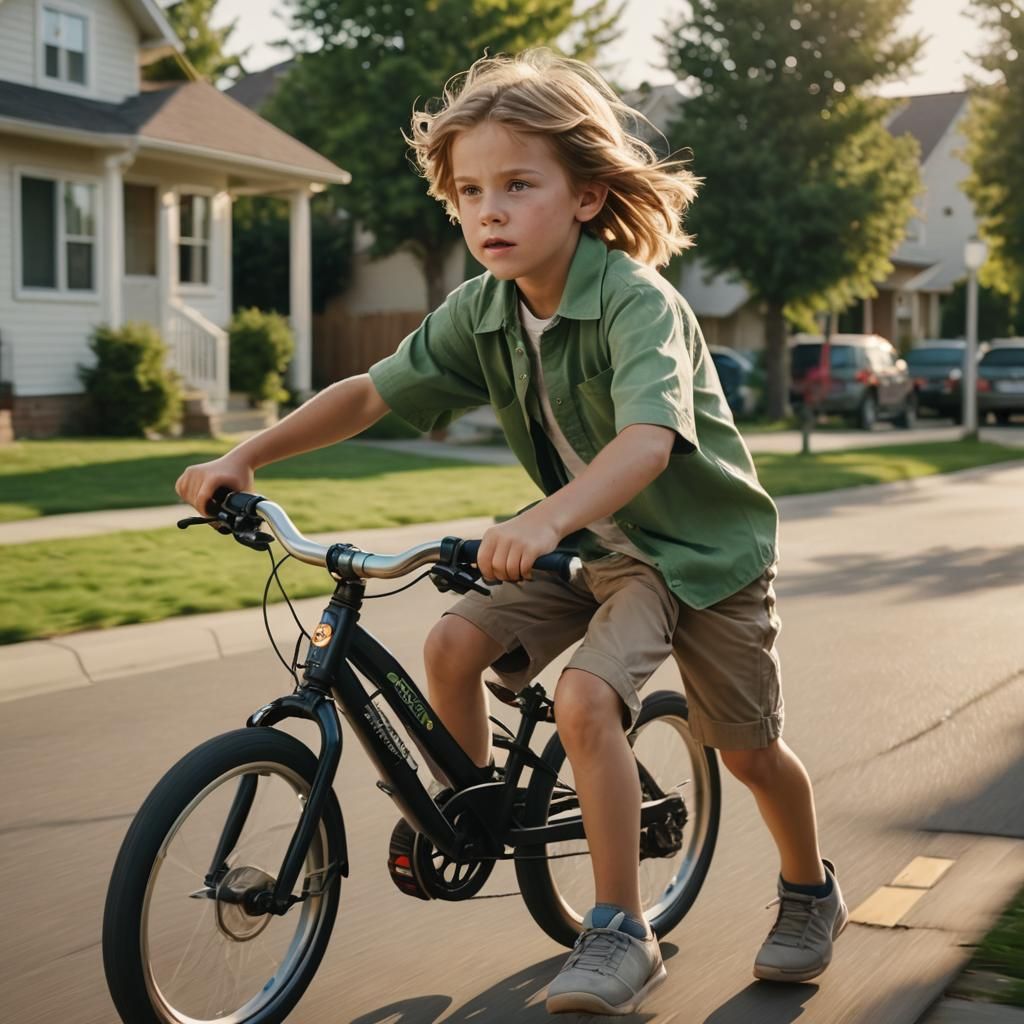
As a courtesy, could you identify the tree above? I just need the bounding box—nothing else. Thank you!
[662,0,924,418]
[266,0,622,310]
[940,278,1024,342]
[961,0,1024,303]
[143,0,246,85]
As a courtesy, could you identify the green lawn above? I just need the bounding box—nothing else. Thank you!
[952,883,1024,1007]
[0,439,1021,644]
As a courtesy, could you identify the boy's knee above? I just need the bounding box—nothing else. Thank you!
[719,743,781,788]
[554,670,625,749]
[423,615,499,682]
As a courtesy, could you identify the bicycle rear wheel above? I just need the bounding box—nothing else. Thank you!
[103,728,343,1024]
[515,689,720,948]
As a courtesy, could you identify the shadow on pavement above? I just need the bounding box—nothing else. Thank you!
[703,980,819,1023]
[348,944,681,1024]
[779,544,1024,600]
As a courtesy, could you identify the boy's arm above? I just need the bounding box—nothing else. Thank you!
[175,374,390,514]
[476,423,676,581]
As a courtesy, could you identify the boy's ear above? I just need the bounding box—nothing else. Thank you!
[575,182,609,224]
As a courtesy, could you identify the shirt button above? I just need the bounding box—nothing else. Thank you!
[516,347,525,355]
[556,397,563,405]
[519,373,527,381]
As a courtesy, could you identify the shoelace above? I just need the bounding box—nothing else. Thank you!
[567,928,632,975]
[764,892,818,948]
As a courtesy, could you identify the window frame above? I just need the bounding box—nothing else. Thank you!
[14,165,102,303]
[176,188,216,295]
[36,0,95,97]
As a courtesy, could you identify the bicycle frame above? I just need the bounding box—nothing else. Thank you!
[211,575,682,916]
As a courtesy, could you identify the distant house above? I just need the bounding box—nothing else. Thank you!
[630,84,978,351]
[0,1,349,437]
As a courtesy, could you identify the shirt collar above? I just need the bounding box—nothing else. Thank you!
[473,231,609,334]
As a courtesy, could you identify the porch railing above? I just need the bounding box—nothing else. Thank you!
[166,300,229,413]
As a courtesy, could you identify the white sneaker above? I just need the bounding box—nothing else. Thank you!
[546,909,666,1015]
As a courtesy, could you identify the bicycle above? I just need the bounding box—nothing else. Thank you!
[102,490,721,1024]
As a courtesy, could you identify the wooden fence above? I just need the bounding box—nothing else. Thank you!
[313,301,425,387]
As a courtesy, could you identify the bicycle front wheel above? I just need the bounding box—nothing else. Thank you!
[103,728,343,1024]
[515,689,720,948]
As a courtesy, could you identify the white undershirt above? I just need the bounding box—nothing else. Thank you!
[518,300,649,562]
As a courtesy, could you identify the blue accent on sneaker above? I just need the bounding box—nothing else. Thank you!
[589,903,649,939]
[781,874,833,899]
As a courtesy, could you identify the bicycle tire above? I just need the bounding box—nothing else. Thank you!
[103,727,343,1024]
[514,689,720,948]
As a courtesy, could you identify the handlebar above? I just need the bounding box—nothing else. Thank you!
[190,491,577,583]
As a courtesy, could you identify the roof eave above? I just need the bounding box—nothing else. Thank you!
[0,114,134,149]
[130,0,183,50]
[137,136,351,185]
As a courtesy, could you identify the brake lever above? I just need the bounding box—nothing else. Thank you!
[429,563,491,597]
[177,515,232,535]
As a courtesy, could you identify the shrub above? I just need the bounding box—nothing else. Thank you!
[78,322,182,436]
[228,308,295,405]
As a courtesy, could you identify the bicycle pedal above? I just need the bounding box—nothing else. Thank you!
[387,818,430,901]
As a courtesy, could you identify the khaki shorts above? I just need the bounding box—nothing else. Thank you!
[445,553,784,749]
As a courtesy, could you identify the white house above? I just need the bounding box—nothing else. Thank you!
[629,85,979,352]
[0,0,349,437]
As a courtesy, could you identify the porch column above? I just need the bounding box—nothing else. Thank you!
[863,296,873,335]
[103,152,133,328]
[929,292,941,336]
[289,187,313,399]
[157,188,178,337]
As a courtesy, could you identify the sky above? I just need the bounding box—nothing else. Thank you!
[211,0,992,97]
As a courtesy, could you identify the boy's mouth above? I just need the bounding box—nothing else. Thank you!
[483,237,515,252]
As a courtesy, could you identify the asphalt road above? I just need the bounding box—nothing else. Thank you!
[2,465,1024,1024]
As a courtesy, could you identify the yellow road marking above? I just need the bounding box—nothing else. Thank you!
[850,886,926,927]
[850,855,957,928]
[891,856,955,889]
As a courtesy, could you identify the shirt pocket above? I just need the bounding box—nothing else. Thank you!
[574,366,617,446]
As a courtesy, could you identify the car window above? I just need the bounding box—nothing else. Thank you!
[979,347,1024,368]
[791,344,856,373]
[907,348,963,368]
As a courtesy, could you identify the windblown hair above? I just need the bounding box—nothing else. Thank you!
[407,50,700,268]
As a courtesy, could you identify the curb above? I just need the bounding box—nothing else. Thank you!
[920,1000,1024,1023]
[4,461,1024,704]
[0,515,495,704]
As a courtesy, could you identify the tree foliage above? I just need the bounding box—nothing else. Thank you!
[662,0,924,416]
[232,194,353,316]
[961,0,1024,301]
[143,0,246,84]
[266,0,622,309]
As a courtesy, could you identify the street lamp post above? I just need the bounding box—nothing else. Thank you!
[963,236,988,440]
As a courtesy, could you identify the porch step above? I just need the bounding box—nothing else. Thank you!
[219,393,278,435]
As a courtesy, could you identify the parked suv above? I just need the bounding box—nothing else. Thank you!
[978,341,1024,424]
[906,340,979,423]
[789,333,916,430]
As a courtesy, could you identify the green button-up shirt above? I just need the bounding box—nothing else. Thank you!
[369,231,778,609]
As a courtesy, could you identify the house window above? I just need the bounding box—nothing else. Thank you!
[179,194,211,286]
[19,174,96,292]
[43,7,87,86]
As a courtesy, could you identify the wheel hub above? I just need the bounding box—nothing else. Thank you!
[214,865,276,940]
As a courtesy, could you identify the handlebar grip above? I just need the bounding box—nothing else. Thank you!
[206,485,233,517]
[459,540,577,582]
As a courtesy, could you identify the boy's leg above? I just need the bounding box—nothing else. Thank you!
[718,740,824,885]
[423,614,504,768]
[554,668,644,920]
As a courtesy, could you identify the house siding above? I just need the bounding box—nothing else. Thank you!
[0,135,107,396]
[0,0,140,104]
[0,1,36,87]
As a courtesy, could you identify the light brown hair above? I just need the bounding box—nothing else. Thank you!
[407,49,700,268]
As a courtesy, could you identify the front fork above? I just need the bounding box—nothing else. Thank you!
[204,688,349,916]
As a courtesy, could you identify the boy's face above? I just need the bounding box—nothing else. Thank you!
[451,122,605,310]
